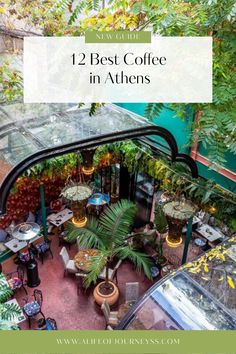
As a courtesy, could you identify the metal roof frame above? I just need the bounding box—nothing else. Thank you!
[0,104,198,214]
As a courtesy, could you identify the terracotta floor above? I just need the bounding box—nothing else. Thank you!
[2,230,204,330]
[2,235,153,330]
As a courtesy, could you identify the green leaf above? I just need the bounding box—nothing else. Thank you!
[0,303,21,321]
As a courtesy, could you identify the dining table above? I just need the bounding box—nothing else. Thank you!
[4,234,42,253]
[196,224,225,243]
[48,208,73,228]
[74,249,100,272]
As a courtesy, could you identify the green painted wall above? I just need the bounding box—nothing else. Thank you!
[116,103,236,193]
[199,146,236,173]
[117,103,193,154]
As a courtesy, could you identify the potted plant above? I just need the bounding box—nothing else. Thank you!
[155,238,167,267]
[0,273,21,329]
[65,200,152,305]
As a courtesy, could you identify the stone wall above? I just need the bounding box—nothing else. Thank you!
[0,34,23,53]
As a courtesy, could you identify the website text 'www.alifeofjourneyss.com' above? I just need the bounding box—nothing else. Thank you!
[56,336,180,345]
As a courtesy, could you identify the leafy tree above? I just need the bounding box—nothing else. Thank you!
[0,61,23,104]
[63,0,236,168]
[137,0,236,168]
[0,0,66,35]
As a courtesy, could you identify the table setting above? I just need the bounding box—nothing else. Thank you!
[74,249,100,272]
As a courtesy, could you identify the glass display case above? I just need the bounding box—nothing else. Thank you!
[94,164,120,200]
[133,172,154,224]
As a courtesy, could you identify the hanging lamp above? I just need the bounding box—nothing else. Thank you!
[80,148,96,176]
[61,155,92,227]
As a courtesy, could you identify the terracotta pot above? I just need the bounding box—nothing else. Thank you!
[93,281,119,306]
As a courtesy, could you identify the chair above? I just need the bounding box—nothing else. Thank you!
[125,282,139,304]
[76,236,87,251]
[26,211,36,223]
[34,240,53,264]
[59,247,77,276]
[75,272,87,295]
[106,325,114,330]
[46,317,58,330]
[17,251,30,265]
[99,259,122,284]
[6,265,28,295]
[23,289,45,329]
[0,228,7,242]
[101,300,118,328]
[58,231,71,250]
[35,317,58,330]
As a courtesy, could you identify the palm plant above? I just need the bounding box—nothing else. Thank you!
[65,200,152,289]
[0,273,21,329]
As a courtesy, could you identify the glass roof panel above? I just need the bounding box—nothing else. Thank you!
[121,237,236,330]
[187,240,236,316]
[24,105,147,148]
[124,272,236,330]
[0,129,38,165]
[0,102,151,185]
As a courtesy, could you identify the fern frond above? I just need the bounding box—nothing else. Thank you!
[49,0,73,13]
[116,246,152,280]
[89,103,99,116]
[84,250,109,288]
[68,1,86,24]
[99,200,136,245]
[65,218,105,248]
[86,0,100,11]
[145,103,164,120]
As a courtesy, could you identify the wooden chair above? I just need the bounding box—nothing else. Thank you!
[59,247,77,276]
[23,289,45,329]
[101,300,118,328]
[99,259,122,284]
[125,282,139,304]
[75,272,87,295]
